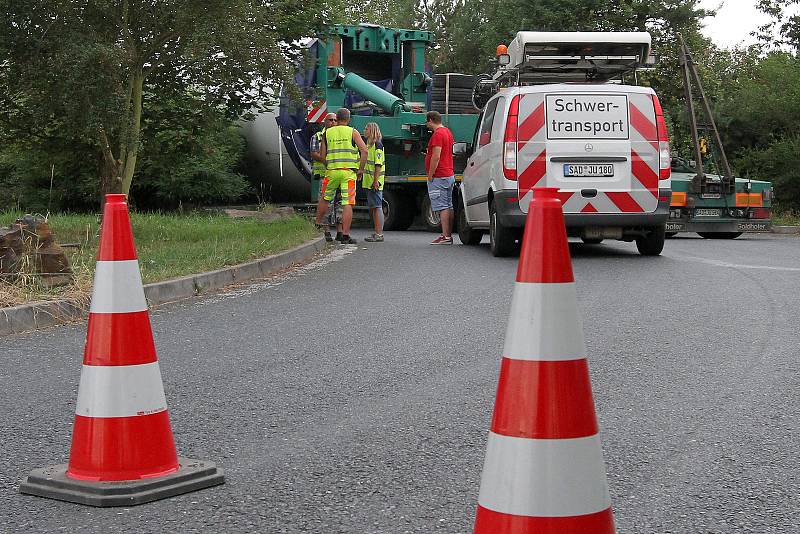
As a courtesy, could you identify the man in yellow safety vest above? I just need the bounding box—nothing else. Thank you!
[315,107,368,244]
[311,112,342,241]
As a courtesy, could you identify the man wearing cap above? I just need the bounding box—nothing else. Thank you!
[315,108,368,245]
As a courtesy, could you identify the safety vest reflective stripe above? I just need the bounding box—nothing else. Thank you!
[325,126,359,169]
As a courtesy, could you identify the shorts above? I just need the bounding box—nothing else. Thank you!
[367,189,384,208]
[323,169,357,205]
[427,175,455,212]
[319,177,343,226]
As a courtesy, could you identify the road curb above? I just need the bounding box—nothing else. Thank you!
[0,236,326,337]
[771,225,800,234]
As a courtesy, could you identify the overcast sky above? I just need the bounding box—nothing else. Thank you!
[699,0,798,48]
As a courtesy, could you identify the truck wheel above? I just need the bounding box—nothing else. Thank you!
[581,237,603,245]
[420,194,442,232]
[458,198,483,245]
[382,190,414,231]
[636,224,666,256]
[697,232,743,239]
[489,201,519,257]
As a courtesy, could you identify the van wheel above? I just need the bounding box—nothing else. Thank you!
[383,190,414,231]
[697,232,742,239]
[636,224,666,256]
[420,194,442,232]
[458,197,483,245]
[489,201,519,257]
[581,237,603,245]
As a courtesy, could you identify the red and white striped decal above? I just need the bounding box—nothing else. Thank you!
[516,95,547,200]
[474,189,614,533]
[515,90,660,214]
[307,101,328,123]
[67,194,179,482]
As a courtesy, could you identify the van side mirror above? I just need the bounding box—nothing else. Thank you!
[453,142,469,156]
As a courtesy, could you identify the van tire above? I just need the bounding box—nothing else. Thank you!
[636,224,666,256]
[421,194,442,232]
[489,201,519,257]
[383,190,414,231]
[581,237,603,245]
[697,232,742,239]
[458,198,483,245]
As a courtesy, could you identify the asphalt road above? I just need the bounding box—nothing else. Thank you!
[2,231,800,533]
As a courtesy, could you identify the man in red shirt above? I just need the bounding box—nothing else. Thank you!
[425,111,455,245]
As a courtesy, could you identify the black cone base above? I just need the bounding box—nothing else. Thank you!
[20,457,224,507]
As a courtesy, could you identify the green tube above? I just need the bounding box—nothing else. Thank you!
[342,72,411,115]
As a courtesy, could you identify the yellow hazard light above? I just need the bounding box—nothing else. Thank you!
[671,191,687,207]
[735,193,762,207]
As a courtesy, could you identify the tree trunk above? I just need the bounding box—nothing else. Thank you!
[121,71,144,196]
[99,128,123,204]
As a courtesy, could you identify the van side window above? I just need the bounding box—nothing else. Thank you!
[478,99,499,147]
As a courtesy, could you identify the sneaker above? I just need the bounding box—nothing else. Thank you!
[430,235,453,245]
[340,235,357,244]
[364,233,384,242]
[324,231,334,242]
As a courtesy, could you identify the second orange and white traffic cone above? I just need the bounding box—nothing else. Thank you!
[473,187,615,533]
[20,194,224,506]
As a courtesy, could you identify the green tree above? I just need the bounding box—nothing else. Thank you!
[0,0,321,200]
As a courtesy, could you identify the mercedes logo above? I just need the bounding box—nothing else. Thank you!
[584,143,594,152]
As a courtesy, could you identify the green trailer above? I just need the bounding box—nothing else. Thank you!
[667,159,773,238]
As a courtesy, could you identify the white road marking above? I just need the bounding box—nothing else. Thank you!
[675,254,800,273]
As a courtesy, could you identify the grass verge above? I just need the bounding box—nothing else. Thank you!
[772,209,800,226]
[0,210,318,308]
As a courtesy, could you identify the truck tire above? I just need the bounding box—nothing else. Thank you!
[489,201,519,257]
[420,194,442,232]
[432,73,476,89]
[697,232,743,239]
[382,190,414,231]
[458,198,483,245]
[431,88,474,100]
[635,224,666,256]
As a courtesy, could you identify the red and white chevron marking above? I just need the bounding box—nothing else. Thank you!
[307,101,328,123]
[515,91,661,214]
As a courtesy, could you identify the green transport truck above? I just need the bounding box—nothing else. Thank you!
[276,24,481,230]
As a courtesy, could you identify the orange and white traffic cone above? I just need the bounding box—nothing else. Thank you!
[473,187,615,533]
[20,194,224,506]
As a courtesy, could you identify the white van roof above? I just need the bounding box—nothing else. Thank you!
[502,31,653,84]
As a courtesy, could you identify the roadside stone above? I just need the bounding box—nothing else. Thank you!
[771,225,800,234]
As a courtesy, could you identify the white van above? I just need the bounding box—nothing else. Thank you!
[457,32,672,256]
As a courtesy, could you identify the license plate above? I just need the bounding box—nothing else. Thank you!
[563,164,614,177]
[701,193,721,199]
[694,208,720,217]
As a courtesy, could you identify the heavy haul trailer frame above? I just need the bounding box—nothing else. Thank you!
[666,36,773,238]
[277,24,480,231]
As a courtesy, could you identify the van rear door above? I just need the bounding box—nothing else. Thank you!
[515,86,660,214]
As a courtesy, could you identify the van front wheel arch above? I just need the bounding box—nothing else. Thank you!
[489,201,519,257]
